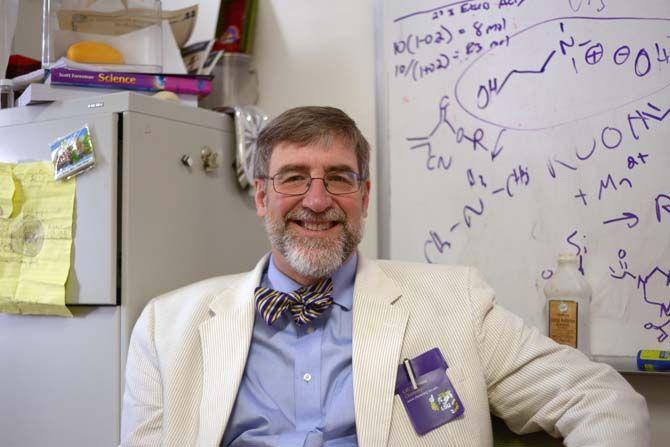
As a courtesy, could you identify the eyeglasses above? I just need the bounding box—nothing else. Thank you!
[261,170,364,196]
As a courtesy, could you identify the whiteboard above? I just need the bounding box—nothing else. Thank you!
[377,0,670,359]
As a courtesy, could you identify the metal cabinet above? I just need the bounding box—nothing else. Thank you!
[0,93,268,446]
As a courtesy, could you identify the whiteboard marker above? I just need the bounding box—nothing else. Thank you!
[637,350,670,372]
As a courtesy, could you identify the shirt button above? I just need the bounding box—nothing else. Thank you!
[303,373,312,383]
[306,326,315,334]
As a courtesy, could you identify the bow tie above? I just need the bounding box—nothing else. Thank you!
[255,277,334,326]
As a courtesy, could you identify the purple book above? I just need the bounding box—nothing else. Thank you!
[49,68,212,96]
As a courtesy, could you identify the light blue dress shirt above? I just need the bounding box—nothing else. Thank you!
[221,254,358,447]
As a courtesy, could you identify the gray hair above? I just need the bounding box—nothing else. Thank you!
[254,106,370,179]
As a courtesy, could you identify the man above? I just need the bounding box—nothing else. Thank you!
[120,107,649,446]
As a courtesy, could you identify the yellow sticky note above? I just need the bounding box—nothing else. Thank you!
[0,162,75,317]
[0,163,15,219]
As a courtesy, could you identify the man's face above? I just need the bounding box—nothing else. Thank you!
[254,137,370,283]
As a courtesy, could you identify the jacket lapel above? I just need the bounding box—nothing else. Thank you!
[352,257,409,447]
[196,255,268,446]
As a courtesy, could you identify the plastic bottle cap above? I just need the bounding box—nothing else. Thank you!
[0,79,14,88]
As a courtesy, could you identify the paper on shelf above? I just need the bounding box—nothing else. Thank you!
[0,162,75,317]
[163,0,219,46]
[199,50,223,76]
[181,39,214,75]
[57,4,197,48]
[161,19,187,74]
[0,163,15,219]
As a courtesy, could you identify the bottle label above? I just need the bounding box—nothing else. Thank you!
[548,300,578,348]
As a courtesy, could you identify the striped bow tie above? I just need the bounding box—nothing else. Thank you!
[255,278,334,326]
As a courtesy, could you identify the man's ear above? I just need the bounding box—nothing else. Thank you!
[361,179,371,218]
[254,178,268,217]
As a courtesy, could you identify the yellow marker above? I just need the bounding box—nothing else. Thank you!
[637,350,670,371]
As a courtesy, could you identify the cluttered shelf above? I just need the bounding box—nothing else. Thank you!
[1,0,259,111]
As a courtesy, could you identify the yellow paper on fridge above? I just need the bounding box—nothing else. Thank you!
[0,162,75,317]
[0,163,15,219]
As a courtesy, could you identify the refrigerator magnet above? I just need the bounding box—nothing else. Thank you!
[50,124,96,180]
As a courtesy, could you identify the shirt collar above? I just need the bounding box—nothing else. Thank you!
[265,253,357,311]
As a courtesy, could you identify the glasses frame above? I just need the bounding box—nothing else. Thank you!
[259,171,365,196]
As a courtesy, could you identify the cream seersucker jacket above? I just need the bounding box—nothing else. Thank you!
[120,254,650,446]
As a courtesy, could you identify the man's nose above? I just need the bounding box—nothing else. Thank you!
[301,178,333,212]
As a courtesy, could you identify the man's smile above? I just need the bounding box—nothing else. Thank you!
[291,220,341,233]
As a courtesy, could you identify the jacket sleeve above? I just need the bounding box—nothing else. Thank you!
[119,300,163,446]
[467,268,650,447]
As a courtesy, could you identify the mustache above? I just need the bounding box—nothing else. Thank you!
[285,207,346,223]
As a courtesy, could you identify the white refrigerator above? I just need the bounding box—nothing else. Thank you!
[0,93,268,446]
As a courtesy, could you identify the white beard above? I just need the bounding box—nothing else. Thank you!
[265,206,364,279]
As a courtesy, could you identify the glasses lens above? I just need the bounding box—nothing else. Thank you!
[273,172,310,195]
[324,171,359,194]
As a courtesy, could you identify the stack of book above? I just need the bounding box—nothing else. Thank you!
[17,57,212,107]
